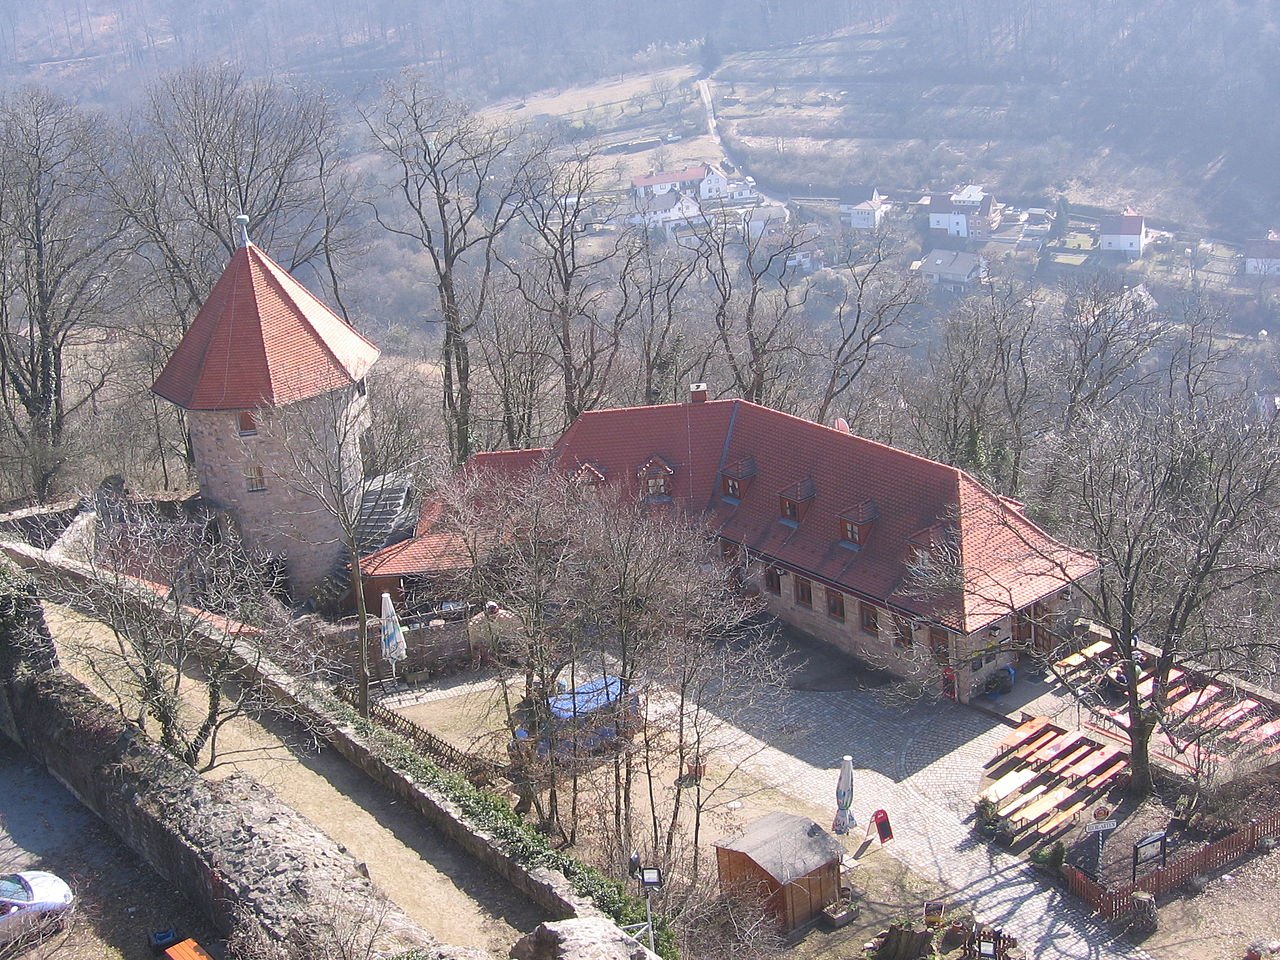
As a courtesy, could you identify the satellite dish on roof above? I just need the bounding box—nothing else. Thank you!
[833,418,851,434]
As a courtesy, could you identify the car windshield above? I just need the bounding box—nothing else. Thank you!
[0,875,32,901]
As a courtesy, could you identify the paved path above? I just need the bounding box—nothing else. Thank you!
[719,685,1151,960]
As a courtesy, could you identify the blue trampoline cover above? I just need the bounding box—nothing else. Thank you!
[548,675,622,720]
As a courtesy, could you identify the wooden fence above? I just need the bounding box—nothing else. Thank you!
[333,685,501,783]
[1063,809,1280,921]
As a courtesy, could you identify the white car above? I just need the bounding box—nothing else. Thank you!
[0,872,75,946]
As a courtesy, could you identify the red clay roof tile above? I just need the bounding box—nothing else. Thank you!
[152,244,379,410]
[367,399,1095,632]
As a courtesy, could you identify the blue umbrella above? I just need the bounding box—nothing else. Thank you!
[834,754,856,834]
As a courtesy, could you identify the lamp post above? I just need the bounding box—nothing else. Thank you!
[626,853,664,954]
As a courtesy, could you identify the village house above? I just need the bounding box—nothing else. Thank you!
[838,185,886,231]
[927,184,1003,241]
[363,388,1095,703]
[1099,213,1148,257]
[151,216,381,598]
[627,190,703,230]
[915,249,987,292]
[1244,237,1280,275]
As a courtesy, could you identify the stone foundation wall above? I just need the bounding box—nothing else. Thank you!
[0,541,626,934]
[0,615,440,956]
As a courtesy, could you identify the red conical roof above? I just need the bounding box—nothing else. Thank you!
[152,243,379,411]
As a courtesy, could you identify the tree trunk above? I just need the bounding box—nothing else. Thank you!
[351,546,370,718]
[1128,713,1155,797]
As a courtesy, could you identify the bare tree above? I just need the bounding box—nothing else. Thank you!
[688,210,814,404]
[0,87,128,501]
[365,76,533,464]
[624,231,702,406]
[803,235,922,423]
[509,147,639,426]
[1043,399,1280,796]
[49,503,325,770]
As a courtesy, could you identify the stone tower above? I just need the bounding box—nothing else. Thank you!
[152,217,380,597]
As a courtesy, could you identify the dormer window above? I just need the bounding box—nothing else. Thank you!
[637,455,674,500]
[777,477,815,525]
[720,457,756,503]
[238,411,257,436]
[574,461,606,485]
[838,500,878,550]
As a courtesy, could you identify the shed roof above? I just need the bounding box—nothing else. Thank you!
[715,812,843,884]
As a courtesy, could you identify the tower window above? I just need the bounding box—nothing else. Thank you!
[245,465,267,492]
[238,411,257,436]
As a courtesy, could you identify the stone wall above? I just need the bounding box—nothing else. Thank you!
[0,587,444,957]
[0,540,641,940]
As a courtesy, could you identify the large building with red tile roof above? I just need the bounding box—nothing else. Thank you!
[153,217,380,596]
[363,387,1096,702]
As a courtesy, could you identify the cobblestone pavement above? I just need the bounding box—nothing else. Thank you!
[719,684,1152,960]
[381,655,1151,957]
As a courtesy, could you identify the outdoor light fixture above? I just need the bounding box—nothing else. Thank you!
[624,854,663,953]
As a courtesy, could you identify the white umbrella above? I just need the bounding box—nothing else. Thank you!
[381,592,407,680]
[833,754,856,835]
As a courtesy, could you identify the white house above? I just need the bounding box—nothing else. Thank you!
[915,249,987,292]
[1244,238,1280,276]
[927,185,1001,241]
[631,165,709,201]
[1099,214,1148,257]
[742,203,790,240]
[838,186,885,231]
[699,165,730,200]
[629,191,702,229]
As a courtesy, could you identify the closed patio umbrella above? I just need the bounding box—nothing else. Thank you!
[381,591,407,681]
[833,754,856,835]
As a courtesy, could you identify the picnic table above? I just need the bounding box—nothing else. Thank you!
[1165,684,1222,718]
[1046,741,1098,775]
[1080,639,1113,661]
[1036,798,1088,839]
[1245,718,1280,745]
[1085,755,1129,791]
[977,767,1038,805]
[1010,727,1065,764]
[1007,786,1074,832]
[992,717,1052,760]
[998,783,1048,818]
[1135,668,1184,701]
[1063,745,1122,784]
[1030,730,1086,767]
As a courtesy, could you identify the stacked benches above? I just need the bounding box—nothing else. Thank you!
[976,717,1130,845]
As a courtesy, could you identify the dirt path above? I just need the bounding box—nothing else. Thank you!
[43,603,544,955]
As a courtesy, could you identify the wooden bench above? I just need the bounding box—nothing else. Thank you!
[1165,684,1223,718]
[1085,756,1129,792]
[992,717,1052,759]
[1046,741,1098,776]
[1244,718,1280,744]
[1029,730,1086,768]
[1035,798,1088,839]
[977,767,1038,805]
[1134,667,1184,701]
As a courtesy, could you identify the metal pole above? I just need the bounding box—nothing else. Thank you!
[645,891,655,954]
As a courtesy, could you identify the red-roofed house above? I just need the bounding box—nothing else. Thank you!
[1099,214,1148,257]
[152,216,381,596]
[363,388,1096,702]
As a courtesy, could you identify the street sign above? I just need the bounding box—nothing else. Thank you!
[1086,819,1118,833]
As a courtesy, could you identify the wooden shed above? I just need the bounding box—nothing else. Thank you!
[713,811,844,932]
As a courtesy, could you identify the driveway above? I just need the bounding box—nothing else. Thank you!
[714,631,1151,960]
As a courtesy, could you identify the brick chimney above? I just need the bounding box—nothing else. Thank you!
[689,382,708,403]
